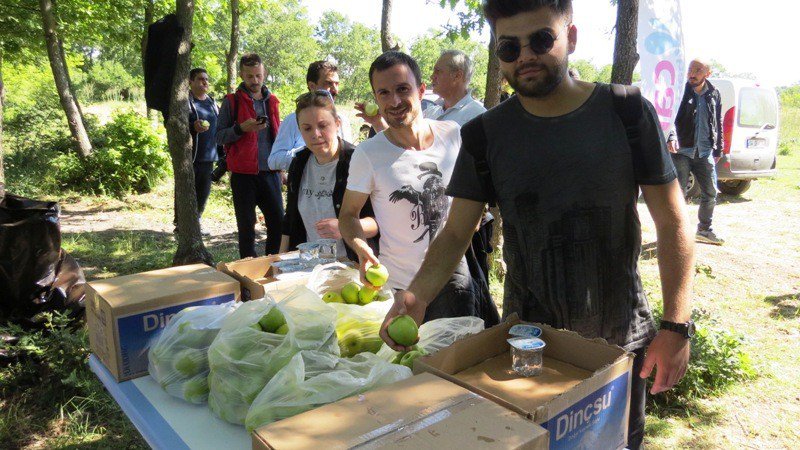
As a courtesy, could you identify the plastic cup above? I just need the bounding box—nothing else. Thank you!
[507,337,546,377]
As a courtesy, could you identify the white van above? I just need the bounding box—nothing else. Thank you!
[686,78,780,196]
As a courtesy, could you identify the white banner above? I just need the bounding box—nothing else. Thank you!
[637,0,686,135]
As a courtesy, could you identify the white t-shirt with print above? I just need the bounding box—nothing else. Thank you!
[347,119,462,290]
[298,156,347,258]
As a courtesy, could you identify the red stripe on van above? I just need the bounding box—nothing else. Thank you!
[723,107,735,154]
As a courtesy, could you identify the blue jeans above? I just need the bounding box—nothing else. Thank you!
[671,153,716,232]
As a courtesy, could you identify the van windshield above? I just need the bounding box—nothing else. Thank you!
[738,88,778,128]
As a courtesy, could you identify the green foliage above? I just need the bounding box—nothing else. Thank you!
[75,60,144,102]
[0,312,147,448]
[410,30,489,101]
[570,59,614,83]
[647,306,756,412]
[779,85,800,109]
[316,10,382,103]
[52,111,170,197]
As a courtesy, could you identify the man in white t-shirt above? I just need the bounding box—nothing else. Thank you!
[424,50,487,125]
[268,61,352,172]
[340,51,499,325]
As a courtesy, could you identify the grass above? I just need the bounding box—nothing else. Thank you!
[2,103,799,449]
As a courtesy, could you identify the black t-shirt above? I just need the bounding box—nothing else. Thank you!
[447,83,676,350]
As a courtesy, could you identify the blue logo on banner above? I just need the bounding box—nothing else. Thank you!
[116,293,235,377]
[543,372,629,450]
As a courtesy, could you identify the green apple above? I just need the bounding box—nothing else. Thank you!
[322,291,344,303]
[339,329,364,356]
[200,119,210,127]
[341,282,361,304]
[358,286,377,305]
[399,349,428,369]
[275,324,289,335]
[362,336,384,354]
[387,315,419,347]
[174,348,208,377]
[365,263,389,287]
[364,103,379,117]
[258,308,286,333]
[183,376,209,403]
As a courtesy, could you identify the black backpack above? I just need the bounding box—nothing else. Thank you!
[466,84,643,206]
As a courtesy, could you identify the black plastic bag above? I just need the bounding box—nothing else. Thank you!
[0,194,85,326]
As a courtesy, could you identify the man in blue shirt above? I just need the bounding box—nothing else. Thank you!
[268,61,351,172]
[668,59,724,245]
[187,68,219,233]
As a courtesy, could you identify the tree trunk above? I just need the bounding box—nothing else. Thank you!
[483,32,502,109]
[0,50,5,199]
[380,0,399,52]
[611,0,639,85]
[168,0,214,266]
[39,0,92,158]
[226,0,240,94]
[142,0,154,118]
[483,32,504,277]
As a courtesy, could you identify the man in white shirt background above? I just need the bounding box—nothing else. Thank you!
[268,60,352,172]
[339,51,499,325]
[424,50,486,125]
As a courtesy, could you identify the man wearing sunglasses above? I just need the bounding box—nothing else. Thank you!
[268,61,352,172]
[378,1,694,449]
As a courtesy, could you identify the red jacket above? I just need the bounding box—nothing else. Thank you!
[223,87,281,174]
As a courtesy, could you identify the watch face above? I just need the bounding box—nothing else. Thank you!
[687,321,696,338]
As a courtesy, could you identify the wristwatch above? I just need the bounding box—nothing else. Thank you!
[659,320,696,339]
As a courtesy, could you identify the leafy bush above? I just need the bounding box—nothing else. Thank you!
[52,111,170,197]
[647,306,756,412]
[75,60,144,103]
[778,139,796,156]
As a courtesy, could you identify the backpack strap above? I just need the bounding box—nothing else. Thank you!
[610,84,643,157]
[461,116,496,207]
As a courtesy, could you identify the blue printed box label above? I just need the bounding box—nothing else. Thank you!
[544,371,629,450]
[116,293,236,378]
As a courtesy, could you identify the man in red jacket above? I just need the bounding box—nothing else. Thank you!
[215,53,283,257]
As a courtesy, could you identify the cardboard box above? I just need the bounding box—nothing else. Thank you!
[86,264,240,382]
[415,317,634,450]
[252,372,549,450]
[217,253,312,301]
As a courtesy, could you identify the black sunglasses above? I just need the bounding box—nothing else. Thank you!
[496,28,562,63]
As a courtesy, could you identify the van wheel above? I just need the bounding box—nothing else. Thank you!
[717,180,752,196]
[685,173,701,198]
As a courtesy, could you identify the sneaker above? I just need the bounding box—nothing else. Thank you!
[696,230,724,245]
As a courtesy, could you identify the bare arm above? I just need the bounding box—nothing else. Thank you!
[379,198,485,350]
[639,180,695,394]
[339,189,378,275]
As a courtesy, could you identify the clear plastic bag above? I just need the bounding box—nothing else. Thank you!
[377,316,486,366]
[245,350,412,431]
[207,287,339,424]
[147,302,238,404]
[330,302,392,357]
[305,262,393,302]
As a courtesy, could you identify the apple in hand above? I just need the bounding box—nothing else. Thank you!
[387,315,419,347]
[364,103,379,117]
[365,263,389,287]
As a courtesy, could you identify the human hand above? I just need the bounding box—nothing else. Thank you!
[354,244,380,287]
[640,330,690,394]
[194,119,209,133]
[240,118,267,133]
[355,102,388,132]
[315,218,341,239]
[667,140,678,154]
[379,290,426,351]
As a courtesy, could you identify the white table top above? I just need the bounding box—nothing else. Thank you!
[89,355,251,450]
